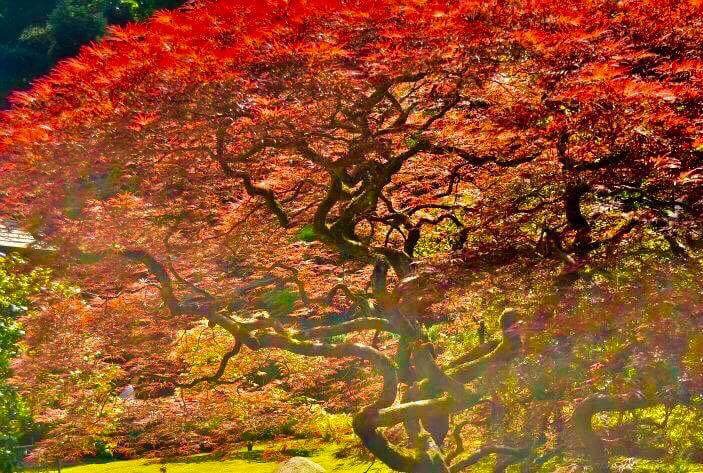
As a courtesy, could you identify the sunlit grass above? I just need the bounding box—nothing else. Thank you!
[24,440,703,473]
[30,442,392,473]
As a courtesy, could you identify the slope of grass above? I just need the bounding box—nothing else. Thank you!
[25,441,703,473]
[38,442,392,473]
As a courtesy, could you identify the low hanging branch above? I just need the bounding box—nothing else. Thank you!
[449,445,529,473]
[569,391,692,472]
[124,243,524,472]
[176,339,244,388]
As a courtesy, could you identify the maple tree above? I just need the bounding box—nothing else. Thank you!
[1,0,703,471]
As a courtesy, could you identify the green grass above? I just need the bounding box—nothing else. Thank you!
[30,443,393,473]
[25,443,703,473]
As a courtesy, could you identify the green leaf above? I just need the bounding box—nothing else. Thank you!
[297,224,317,242]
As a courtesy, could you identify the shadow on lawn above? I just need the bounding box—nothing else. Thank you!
[152,452,230,465]
[154,444,318,466]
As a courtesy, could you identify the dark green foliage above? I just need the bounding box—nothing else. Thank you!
[0,1,57,43]
[48,1,106,59]
[104,0,136,24]
[0,0,185,106]
[92,439,114,460]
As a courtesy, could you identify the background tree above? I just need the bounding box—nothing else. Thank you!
[0,0,184,107]
[1,0,703,471]
[0,256,53,473]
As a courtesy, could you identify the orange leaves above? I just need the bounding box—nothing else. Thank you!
[299,40,350,63]
[6,90,37,108]
[622,80,678,102]
[658,59,703,75]
[6,124,52,146]
[211,46,242,62]
[678,167,703,185]
[578,62,629,82]
[651,155,681,170]
[153,11,176,25]
[53,57,92,80]
[515,29,545,48]
[128,112,160,132]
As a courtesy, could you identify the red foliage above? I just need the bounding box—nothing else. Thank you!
[2,0,703,469]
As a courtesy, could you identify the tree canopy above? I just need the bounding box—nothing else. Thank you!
[1,0,703,471]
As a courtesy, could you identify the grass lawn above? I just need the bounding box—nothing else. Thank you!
[32,442,393,473]
[24,443,703,473]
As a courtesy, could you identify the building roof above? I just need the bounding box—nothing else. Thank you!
[0,222,35,250]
